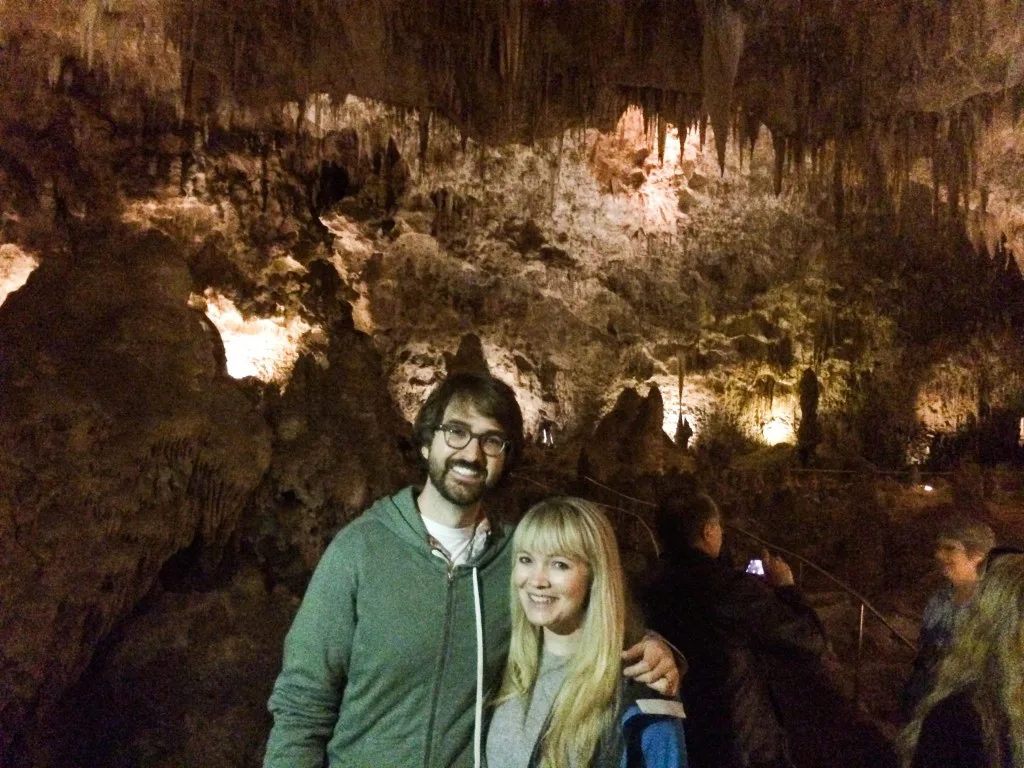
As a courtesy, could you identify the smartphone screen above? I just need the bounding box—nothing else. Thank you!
[746,558,765,576]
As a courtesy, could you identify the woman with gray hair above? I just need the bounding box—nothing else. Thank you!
[899,514,996,719]
[898,553,1024,767]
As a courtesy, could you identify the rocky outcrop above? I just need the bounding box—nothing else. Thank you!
[0,225,272,758]
[581,385,694,486]
[243,305,419,594]
[26,566,297,767]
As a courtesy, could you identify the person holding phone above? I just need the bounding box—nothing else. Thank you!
[644,493,827,768]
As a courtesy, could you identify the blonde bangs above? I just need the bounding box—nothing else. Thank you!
[498,497,627,766]
[513,501,594,565]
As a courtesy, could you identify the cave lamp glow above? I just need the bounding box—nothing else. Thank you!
[0,244,39,308]
[190,289,316,383]
[761,417,795,446]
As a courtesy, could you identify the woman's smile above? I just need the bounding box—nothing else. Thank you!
[513,549,591,639]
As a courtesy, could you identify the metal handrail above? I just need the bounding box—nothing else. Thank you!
[580,476,660,556]
[580,475,656,508]
[727,524,916,651]
[727,524,916,704]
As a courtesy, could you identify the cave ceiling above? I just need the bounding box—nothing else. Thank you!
[3,0,1023,177]
[2,0,1024,437]
[1,0,1024,443]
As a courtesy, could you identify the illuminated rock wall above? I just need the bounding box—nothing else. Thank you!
[0,226,273,756]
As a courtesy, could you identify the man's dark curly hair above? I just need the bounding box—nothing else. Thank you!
[413,372,525,471]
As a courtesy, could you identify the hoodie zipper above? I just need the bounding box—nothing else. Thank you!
[423,560,458,766]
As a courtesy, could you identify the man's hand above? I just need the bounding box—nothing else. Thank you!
[621,634,681,696]
[762,550,795,587]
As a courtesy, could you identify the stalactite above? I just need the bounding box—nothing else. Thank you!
[930,113,941,224]
[772,129,785,196]
[967,100,984,192]
[418,108,431,166]
[947,111,964,221]
[694,0,745,173]
[78,0,100,70]
[8,0,1022,204]
[657,116,667,164]
[741,112,759,169]
[833,137,845,225]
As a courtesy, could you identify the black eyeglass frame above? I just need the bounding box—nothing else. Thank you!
[434,423,510,457]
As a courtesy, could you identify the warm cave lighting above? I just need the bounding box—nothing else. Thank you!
[189,289,316,383]
[0,244,39,308]
[1019,417,1024,448]
[662,408,699,444]
[761,417,795,446]
[922,485,934,493]
[662,125,682,166]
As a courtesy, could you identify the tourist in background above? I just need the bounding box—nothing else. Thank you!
[644,492,826,768]
[899,515,995,719]
[898,553,1024,767]
[486,497,688,767]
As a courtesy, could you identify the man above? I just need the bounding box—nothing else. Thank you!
[646,492,827,768]
[265,371,677,768]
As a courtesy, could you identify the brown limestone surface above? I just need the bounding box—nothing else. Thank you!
[581,386,694,487]
[242,308,419,595]
[0,225,272,757]
[4,0,1023,181]
[35,566,298,767]
[0,88,422,756]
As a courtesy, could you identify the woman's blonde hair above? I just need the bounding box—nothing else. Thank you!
[899,553,1024,767]
[495,496,626,767]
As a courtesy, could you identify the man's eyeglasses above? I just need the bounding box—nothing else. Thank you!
[435,424,509,457]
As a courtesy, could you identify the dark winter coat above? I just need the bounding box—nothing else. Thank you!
[912,688,1014,768]
[644,548,826,768]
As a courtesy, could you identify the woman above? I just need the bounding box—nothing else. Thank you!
[485,497,687,768]
[899,515,995,719]
[899,553,1024,768]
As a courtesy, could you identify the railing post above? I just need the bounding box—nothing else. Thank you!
[854,601,865,706]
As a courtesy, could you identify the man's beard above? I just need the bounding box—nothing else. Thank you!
[428,456,492,508]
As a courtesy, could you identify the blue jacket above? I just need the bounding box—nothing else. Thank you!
[527,678,688,767]
[613,680,689,768]
[901,584,962,719]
